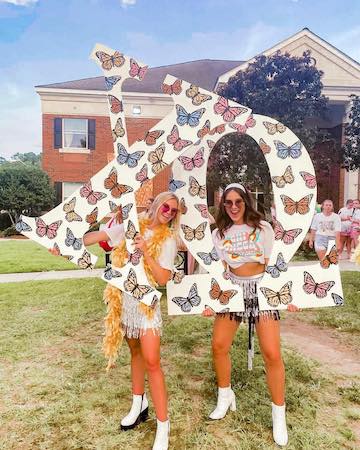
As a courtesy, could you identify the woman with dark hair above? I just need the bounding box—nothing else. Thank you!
[204,183,298,447]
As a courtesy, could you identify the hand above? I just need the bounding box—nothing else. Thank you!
[48,247,58,256]
[133,234,148,254]
[287,304,301,312]
[308,239,313,249]
[202,307,215,317]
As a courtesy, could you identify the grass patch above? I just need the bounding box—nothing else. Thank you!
[0,240,105,273]
[1,279,359,449]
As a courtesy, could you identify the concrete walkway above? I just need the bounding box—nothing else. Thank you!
[0,260,358,283]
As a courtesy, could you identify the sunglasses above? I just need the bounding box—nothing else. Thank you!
[224,199,244,209]
[160,202,179,216]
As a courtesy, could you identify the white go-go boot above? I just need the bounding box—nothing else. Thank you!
[272,402,288,446]
[120,393,149,431]
[152,418,170,450]
[209,386,236,420]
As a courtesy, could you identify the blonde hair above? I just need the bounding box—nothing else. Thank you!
[147,191,181,238]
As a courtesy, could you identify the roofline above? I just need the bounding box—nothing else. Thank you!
[35,86,171,99]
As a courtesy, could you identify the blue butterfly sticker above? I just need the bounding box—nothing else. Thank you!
[169,178,186,192]
[117,144,145,168]
[266,252,288,278]
[65,228,82,251]
[15,218,32,233]
[274,140,302,159]
[176,105,205,127]
[105,76,122,90]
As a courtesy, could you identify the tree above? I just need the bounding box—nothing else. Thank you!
[11,152,41,166]
[208,51,333,209]
[0,156,6,165]
[0,164,55,225]
[343,95,360,170]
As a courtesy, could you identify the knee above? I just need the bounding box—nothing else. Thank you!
[262,349,283,367]
[212,338,230,358]
[143,354,161,373]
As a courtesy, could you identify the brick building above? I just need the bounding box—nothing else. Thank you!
[36,28,360,209]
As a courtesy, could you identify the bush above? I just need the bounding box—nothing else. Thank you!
[0,213,12,231]
[2,226,20,237]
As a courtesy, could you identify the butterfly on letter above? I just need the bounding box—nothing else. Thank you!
[176,104,205,127]
[303,272,335,298]
[300,171,317,189]
[280,194,313,215]
[213,96,247,122]
[63,197,82,222]
[171,270,185,284]
[85,207,98,226]
[103,264,122,281]
[135,164,149,187]
[128,249,142,266]
[125,220,139,240]
[77,250,93,269]
[65,228,82,251]
[167,125,192,151]
[260,281,293,307]
[51,242,73,261]
[259,138,271,155]
[172,283,201,313]
[266,253,288,278]
[188,176,206,199]
[112,117,125,141]
[274,220,302,245]
[117,144,144,168]
[148,143,168,174]
[95,50,125,70]
[194,203,208,219]
[331,293,344,306]
[15,218,32,233]
[179,197,187,215]
[271,166,294,188]
[129,58,148,80]
[105,75,122,90]
[263,121,287,135]
[121,203,133,220]
[109,95,123,114]
[275,140,302,159]
[197,120,211,139]
[35,218,62,239]
[204,304,230,314]
[209,278,237,305]
[197,247,220,265]
[179,148,205,171]
[209,124,226,135]
[320,245,338,269]
[80,181,107,205]
[141,129,164,146]
[162,79,182,95]
[181,222,207,241]
[185,84,212,106]
[124,268,154,300]
[230,115,256,134]
[104,168,134,198]
[169,177,186,192]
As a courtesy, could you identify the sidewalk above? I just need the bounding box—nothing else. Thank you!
[0,260,358,283]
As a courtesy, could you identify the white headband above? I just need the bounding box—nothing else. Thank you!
[225,183,246,193]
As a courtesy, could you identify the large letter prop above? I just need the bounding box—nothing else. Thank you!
[17,44,344,313]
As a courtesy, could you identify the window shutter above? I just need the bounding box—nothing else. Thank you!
[54,182,63,205]
[54,118,62,149]
[88,119,96,150]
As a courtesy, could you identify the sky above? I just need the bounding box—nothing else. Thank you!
[0,0,360,159]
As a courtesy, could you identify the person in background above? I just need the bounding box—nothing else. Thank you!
[138,197,155,220]
[338,199,353,259]
[350,199,360,252]
[309,199,341,260]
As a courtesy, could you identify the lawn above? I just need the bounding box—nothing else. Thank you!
[0,240,106,273]
[0,279,359,449]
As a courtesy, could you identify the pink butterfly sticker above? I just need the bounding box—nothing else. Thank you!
[194,204,208,218]
[303,271,335,298]
[178,148,205,171]
[167,125,192,151]
[213,96,247,122]
[135,164,149,186]
[300,171,317,189]
[80,181,107,205]
[35,218,62,239]
[129,58,148,80]
[229,114,256,133]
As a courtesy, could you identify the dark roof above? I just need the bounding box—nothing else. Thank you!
[36,59,244,93]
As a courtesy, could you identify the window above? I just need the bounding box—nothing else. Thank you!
[132,105,141,115]
[63,182,84,201]
[251,188,265,215]
[63,119,88,149]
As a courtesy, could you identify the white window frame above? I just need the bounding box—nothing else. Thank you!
[60,118,90,153]
[62,182,84,202]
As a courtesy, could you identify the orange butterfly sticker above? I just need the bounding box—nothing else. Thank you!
[104,167,134,198]
[209,278,237,305]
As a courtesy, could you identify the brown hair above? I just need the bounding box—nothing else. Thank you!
[216,187,264,238]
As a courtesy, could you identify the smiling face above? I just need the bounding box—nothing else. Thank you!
[156,197,179,225]
[224,189,246,224]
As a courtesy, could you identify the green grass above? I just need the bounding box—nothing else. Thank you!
[0,240,106,273]
[0,279,359,449]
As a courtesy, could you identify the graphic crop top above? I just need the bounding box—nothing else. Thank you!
[212,221,275,269]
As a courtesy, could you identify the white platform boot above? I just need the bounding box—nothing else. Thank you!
[209,386,236,420]
[272,402,288,446]
[152,418,170,450]
[120,393,149,430]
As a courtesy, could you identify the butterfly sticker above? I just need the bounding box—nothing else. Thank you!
[80,181,107,205]
[86,207,98,226]
[104,168,134,198]
[135,164,149,186]
[167,125,192,151]
[96,51,125,70]
[35,218,62,239]
[117,143,144,168]
[197,120,211,139]
[172,283,201,313]
[274,220,302,245]
[275,140,302,159]
[77,250,94,269]
[271,166,294,188]
[179,148,205,171]
[260,281,293,307]
[105,76,122,90]
[171,270,185,284]
[162,79,182,95]
[121,203,133,221]
[51,242,74,261]
[181,222,207,241]
[265,253,288,278]
[197,247,220,265]
[230,115,256,134]
[175,105,205,127]
[63,197,82,222]
[303,271,335,298]
[128,249,142,266]
[213,96,247,122]
[263,121,287,135]
[209,278,237,305]
[112,117,125,142]
[179,197,187,215]
[259,138,271,155]
[65,228,82,251]
[331,293,344,306]
[125,220,138,240]
[188,176,206,199]
[15,218,32,233]
[124,268,154,300]
[209,124,226,135]
[129,58,148,80]
[109,201,118,213]
[103,264,122,281]
[300,171,317,189]
[194,203,208,219]
[141,129,164,146]
[148,143,168,174]
[109,95,123,114]
[185,84,212,106]
[204,304,230,314]
[280,194,313,215]
[169,177,186,192]
[320,245,338,269]
[207,139,216,150]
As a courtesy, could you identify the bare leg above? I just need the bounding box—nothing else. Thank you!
[212,316,240,387]
[256,318,285,405]
[140,330,167,421]
[346,236,352,258]
[316,248,326,260]
[338,235,345,256]
[126,337,146,395]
